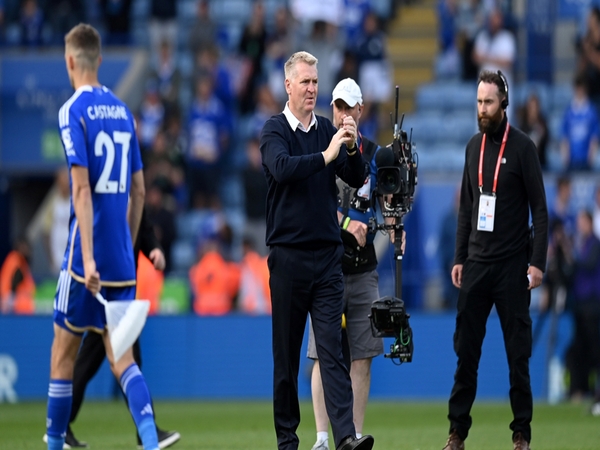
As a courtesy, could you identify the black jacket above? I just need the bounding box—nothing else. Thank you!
[260,113,366,247]
[454,115,548,271]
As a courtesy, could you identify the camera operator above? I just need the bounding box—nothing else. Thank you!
[306,78,404,450]
[443,70,548,450]
[260,52,374,450]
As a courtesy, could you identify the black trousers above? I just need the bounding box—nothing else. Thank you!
[70,331,142,426]
[268,244,355,450]
[448,251,533,443]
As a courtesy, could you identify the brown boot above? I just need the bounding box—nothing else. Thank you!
[513,432,530,450]
[443,430,465,450]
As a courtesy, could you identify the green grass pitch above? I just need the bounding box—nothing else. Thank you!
[1,400,599,449]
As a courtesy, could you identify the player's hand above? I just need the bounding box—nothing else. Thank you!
[527,266,543,290]
[149,248,166,271]
[347,220,367,247]
[84,259,100,296]
[451,264,463,289]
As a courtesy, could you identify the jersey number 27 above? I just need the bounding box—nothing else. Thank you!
[94,130,132,194]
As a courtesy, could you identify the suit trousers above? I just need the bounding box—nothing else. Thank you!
[448,250,533,443]
[268,244,355,450]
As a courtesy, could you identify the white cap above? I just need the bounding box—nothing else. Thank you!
[331,78,363,107]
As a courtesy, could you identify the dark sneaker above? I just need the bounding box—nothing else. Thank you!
[137,428,181,449]
[158,429,181,449]
[65,428,89,448]
[443,430,465,450]
[513,432,530,450]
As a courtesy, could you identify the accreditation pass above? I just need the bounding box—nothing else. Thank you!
[477,194,496,232]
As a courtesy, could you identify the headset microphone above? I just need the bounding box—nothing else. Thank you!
[497,70,509,110]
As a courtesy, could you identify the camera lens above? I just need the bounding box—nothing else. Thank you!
[377,167,402,195]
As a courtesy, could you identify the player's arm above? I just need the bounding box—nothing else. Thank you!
[71,164,100,294]
[128,169,145,246]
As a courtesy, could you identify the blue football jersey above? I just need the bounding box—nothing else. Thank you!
[58,85,142,286]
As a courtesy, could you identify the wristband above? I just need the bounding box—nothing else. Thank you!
[342,216,351,230]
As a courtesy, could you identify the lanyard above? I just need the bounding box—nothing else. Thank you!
[478,121,510,195]
[358,131,363,154]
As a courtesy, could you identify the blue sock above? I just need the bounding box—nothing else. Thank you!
[120,364,158,450]
[46,379,72,450]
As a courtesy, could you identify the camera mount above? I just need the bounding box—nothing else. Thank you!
[368,86,415,364]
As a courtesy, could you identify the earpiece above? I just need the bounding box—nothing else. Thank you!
[497,70,509,110]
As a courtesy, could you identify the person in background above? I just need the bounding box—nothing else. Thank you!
[566,210,600,405]
[137,80,166,153]
[442,70,548,450]
[147,40,181,110]
[0,236,35,314]
[242,137,268,257]
[472,8,516,119]
[186,71,231,209]
[237,236,270,315]
[189,224,239,316]
[144,183,176,274]
[99,0,132,46]
[577,6,600,113]
[237,0,267,114]
[20,0,44,47]
[148,0,177,58]
[518,93,549,170]
[549,176,576,239]
[43,167,71,276]
[560,74,599,171]
[455,0,485,81]
[188,0,217,61]
[260,51,373,450]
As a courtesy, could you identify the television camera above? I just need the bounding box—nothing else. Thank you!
[368,86,417,364]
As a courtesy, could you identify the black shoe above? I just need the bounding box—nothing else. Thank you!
[65,427,89,449]
[137,428,181,449]
[336,435,374,450]
[157,429,181,449]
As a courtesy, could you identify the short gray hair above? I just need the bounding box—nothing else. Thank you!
[284,51,318,80]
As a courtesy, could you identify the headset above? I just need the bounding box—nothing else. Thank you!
[497,70,509,110]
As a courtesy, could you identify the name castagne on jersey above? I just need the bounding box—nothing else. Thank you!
[86,104,128,121]
[61,103,129,157]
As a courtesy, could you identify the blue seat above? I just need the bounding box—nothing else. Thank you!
[442,113,476,144]
[415,83,447,113]
[416,82,477,114]
[415,143,464,171]
[444,83,477,113]
[405,112,445,145]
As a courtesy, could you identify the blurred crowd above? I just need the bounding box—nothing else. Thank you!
[436,0,600,173]
[0,0,397,317]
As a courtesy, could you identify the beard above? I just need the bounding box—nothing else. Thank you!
[477,107,503,134]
